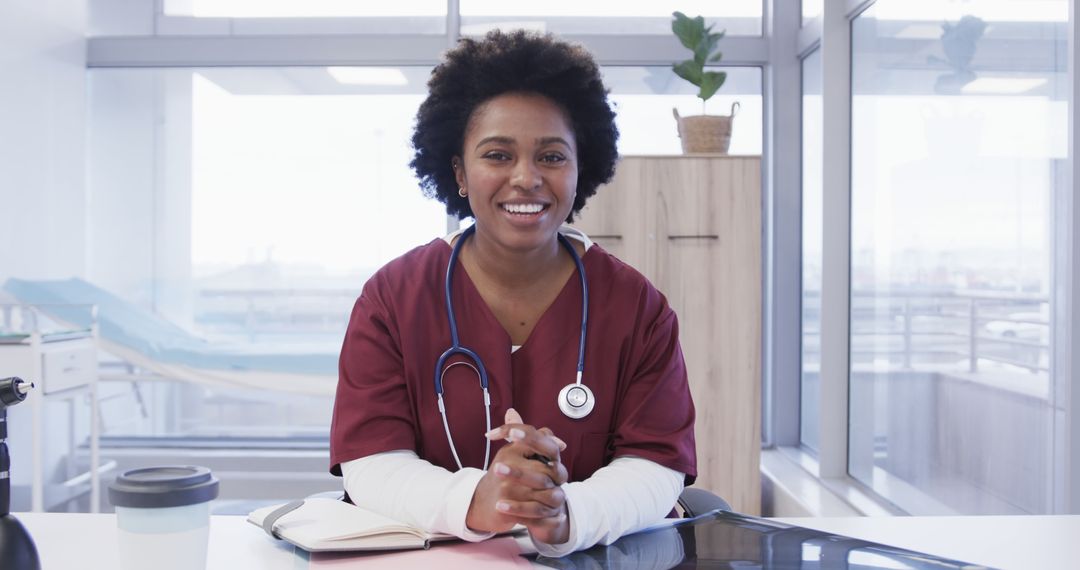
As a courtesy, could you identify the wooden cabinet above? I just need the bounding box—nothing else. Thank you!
[574,155,762,514]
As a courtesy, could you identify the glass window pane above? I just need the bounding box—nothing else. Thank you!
[848,0,1067,514]
[802,0,823,26]
[800,48,823,453]
[165,0,446,18]
[605,66,762,156]
[87,67,445,440]
[460,0,762,36]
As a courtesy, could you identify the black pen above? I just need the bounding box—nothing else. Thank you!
[527,453,554,466]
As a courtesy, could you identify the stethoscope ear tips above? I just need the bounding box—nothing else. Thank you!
[558,382,595,419]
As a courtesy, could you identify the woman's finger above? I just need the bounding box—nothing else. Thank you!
[490,461,556,490]
[491,442,568,489]
[551,461,569,486]
[494,499,564,520]
[485,425,562,464]
[495,410,567,451]
[538,427,567,451]
[523,517,571,546]
[527,485,567,510]
[506,427,562,462]
[493,447,564,485]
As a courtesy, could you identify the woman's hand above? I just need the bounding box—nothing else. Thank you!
[465,409,571,544]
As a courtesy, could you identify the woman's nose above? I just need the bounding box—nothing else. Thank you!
[511,160,542,190]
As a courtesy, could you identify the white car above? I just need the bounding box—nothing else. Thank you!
[983,311,1049,342]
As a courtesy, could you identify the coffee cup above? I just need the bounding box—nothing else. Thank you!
[108,465,219,570]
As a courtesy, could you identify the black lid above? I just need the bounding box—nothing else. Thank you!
[108,466,219,508]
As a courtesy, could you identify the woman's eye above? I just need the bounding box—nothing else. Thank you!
[540,153,566,164]
[482,151,510,161]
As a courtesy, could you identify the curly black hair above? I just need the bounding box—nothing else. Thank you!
[410,30,619,222]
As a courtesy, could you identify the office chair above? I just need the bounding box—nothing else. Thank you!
[676,487,732,517]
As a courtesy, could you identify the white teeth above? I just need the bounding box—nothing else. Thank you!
[503,203,544,214]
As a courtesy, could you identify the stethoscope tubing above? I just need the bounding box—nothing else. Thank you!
[435,224,589,470]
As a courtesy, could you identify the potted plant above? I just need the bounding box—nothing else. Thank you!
[671,11,740,154]
[929,14,987,94]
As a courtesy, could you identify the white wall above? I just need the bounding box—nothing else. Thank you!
[85,70,159,309]
[0,0,89,286]
[86,68,194,322]
[88,0,153,37]
[0,0,89,511]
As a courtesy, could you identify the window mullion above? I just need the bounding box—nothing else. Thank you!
[817,0,853,480]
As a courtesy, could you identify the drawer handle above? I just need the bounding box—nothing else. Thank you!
[590,234,623,239]
[668,235,719,240]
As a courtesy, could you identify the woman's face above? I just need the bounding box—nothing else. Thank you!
[454,92,578,253]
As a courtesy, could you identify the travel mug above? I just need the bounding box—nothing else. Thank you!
[108,465,219,570]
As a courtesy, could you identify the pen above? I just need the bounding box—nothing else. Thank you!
[526,453,554,466]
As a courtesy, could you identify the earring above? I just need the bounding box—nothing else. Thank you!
[458,187,467,198]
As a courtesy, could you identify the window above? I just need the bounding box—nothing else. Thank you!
[848,0,1067,514]
[460,0,762,36]
[86,63,762,440]
[88,67,444,439]
[158,0,447,34]
[164,0,446,18]
[800,48,823,453]
[801,0,823,26]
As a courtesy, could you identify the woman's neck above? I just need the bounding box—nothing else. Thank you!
[463,228,567,292]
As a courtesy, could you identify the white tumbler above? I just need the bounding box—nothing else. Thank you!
[108,465,220,570]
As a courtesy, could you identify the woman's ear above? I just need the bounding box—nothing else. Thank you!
[452,157,466,189]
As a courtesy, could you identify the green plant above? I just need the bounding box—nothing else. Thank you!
[671,11,726,113]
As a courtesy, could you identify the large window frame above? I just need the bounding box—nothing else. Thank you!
[84,2,770,445]
[775,0,1080,516]
[1069,0,1080,515]
[85,0,1080,515]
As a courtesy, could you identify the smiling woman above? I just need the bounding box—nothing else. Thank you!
[330,30,698,557]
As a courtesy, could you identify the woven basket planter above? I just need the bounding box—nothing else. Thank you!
[673,102,741,154]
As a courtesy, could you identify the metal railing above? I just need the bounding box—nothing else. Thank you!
[191,285,1053,375]
[193,287,360,339]
[802,289,1050,374]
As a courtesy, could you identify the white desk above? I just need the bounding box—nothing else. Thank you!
[775,516,1080,570]
[15,512,1080,569]
[18,513,300,569]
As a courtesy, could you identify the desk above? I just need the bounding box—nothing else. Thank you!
[775,516,1079,570]
[16,511,1080,569]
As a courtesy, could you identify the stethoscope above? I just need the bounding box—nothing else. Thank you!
[435,224,593,470]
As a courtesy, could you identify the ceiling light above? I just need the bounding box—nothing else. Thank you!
[327,67,408,86]
[961,77,1047,95]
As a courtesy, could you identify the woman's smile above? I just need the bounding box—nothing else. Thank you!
[501,202,547,215]
[500,201,551,225]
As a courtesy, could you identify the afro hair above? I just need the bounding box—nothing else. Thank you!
[409,29,619,221]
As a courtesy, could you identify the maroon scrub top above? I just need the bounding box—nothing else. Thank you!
[330,237,697,485]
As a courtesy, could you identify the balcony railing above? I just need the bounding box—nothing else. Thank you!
[802,289,1049,375]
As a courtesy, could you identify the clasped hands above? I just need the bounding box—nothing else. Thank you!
[465,408,571,545]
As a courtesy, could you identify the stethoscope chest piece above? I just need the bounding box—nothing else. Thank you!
[558,382,595,419]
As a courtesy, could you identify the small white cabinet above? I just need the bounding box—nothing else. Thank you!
[0,307,101,513]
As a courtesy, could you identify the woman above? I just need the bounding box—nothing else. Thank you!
[330,30,696,556]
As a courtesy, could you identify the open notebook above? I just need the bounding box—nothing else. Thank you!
[248,498,456,552]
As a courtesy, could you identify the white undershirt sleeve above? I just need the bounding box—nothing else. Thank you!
[340,450,494,541]
[530,456,685,558]
[341,452,684,556]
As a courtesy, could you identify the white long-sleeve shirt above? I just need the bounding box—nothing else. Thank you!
[341,450,684,557]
